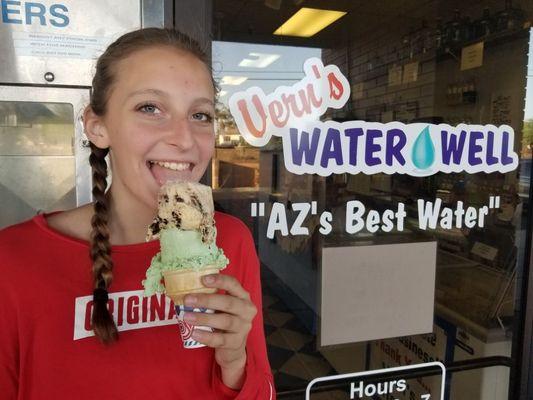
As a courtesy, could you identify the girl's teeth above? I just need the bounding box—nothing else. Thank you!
[151,161,190,171]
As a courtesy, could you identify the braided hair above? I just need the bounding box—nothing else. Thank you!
[87,28,213,344]
[88,143,116,342]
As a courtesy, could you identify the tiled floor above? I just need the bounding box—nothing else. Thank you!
[260,264,338,396]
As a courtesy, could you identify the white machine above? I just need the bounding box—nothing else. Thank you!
[0,0,171,228]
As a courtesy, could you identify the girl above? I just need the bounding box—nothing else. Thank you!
[0,28,274,399]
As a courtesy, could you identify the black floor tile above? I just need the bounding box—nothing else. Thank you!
[274,371,309,392]
[283,317,310,334]
[267,344,295,370]
[298,339,318,356]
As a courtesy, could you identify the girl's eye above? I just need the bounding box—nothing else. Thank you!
[137,103,161,115]
[192,112,213,123]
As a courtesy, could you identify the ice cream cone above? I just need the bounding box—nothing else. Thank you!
[162,266,219,305]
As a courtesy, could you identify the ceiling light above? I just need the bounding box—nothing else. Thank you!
[273,7,347,37]
[238,52,280,68]
[220,76,248,85]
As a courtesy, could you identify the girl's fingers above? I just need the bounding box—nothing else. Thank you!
[182,274,257,353]
[191,330,244,349]
[201,274,250,300]
[184,293,257,320]
[184,311,251,333]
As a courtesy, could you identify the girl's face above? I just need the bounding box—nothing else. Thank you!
[88,46,215,209]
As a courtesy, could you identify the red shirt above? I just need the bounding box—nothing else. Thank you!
[0,212,275,400]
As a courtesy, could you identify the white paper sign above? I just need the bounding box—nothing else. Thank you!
[461,42,484,71]
[320,242,437,346]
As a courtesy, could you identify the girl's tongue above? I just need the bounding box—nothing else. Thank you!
[149,163,193,185]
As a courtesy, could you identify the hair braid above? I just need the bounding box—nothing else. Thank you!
[89,143,118,344]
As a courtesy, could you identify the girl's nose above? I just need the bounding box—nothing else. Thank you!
[165,118,195,150]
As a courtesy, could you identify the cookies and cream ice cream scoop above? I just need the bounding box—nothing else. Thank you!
[142,181,228,303]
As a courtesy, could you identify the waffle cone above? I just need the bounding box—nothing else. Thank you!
[162,266,219,305]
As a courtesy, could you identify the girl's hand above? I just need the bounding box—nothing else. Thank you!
[182,274,257,389]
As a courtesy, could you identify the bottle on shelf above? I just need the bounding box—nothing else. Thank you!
[461,14,473,42]
[463,81,477,104]
[496,1,511,32]
[422,20,433,54]
[446,84,453,105]
[443,14,456,49]
[435,18,444,52]
[477,8,495,38]
[451,9,462,43]
[496,0,525,32]
[457,83,464,105]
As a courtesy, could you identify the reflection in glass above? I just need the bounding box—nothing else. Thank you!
[0,101,74,156]
[0,101,76,228]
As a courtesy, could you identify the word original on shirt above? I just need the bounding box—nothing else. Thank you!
[74,290,175,340]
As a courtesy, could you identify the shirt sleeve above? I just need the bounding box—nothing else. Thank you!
[211,224,275,399]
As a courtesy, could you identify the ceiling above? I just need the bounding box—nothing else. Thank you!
[213,0,447,48]
[212,0,532,48]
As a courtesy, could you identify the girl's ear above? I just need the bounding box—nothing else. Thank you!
[83,106,111,149]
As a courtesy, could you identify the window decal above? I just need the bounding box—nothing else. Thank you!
[229,57,519,177]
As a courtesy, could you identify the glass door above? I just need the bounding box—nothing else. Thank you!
[211,1,533,398]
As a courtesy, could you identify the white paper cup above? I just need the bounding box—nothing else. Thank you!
[175,305,214,349]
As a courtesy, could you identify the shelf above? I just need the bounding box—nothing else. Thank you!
[436,27,529,63]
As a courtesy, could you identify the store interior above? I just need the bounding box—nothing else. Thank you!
[210,1,532,398]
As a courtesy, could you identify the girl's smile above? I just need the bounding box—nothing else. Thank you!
[86,46,216,210]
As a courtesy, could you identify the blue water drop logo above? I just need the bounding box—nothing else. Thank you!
[411,126,435,170]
